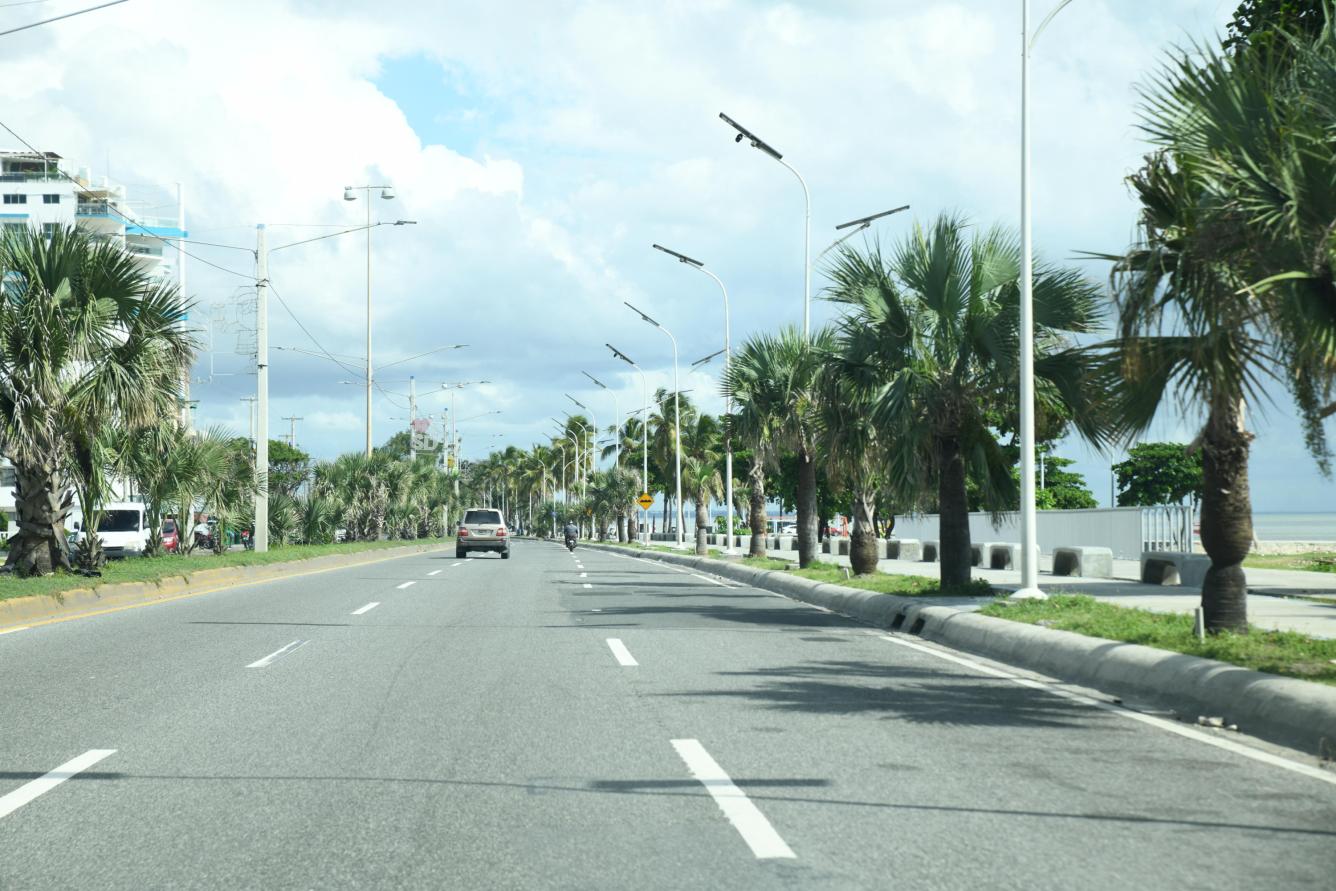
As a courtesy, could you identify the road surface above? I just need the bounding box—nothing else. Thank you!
[1,540,1333,889]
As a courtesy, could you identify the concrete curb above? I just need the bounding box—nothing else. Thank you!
[590,543,1336,758]
[0,541,452,630]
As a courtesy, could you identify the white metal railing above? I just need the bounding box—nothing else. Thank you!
[1141,504,1195,553]
[76,201,111,216]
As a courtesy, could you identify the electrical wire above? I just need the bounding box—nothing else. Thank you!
[266,281,365,380]
[0,117,255,280]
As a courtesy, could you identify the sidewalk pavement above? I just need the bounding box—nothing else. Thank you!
[648,539,1336,639]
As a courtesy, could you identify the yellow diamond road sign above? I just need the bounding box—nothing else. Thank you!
[636,492,654,510]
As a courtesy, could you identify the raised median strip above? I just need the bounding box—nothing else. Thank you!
[0,541,452,632]
[586,542,1336,759]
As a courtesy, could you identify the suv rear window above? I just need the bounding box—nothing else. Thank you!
[464,510,502,525]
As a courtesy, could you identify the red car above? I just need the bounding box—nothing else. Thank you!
[161,518,180,553]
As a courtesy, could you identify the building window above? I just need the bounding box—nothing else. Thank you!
[42,223,58,237]
[3,194,27,205]
[43,194,60,204]
[3,222,24,232]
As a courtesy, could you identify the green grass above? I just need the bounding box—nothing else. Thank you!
[1243,551,1336,573]
[980,594,1336,685]
[0,538,449,604]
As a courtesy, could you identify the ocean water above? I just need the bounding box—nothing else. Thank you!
[1252,512,1336,542]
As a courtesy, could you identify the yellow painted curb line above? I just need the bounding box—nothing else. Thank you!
[0,543,452,634]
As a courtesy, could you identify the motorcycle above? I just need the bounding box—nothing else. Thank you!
[565,536,577,552]
[241,529,254,551]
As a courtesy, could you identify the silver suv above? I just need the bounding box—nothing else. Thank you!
[456,508,510,559]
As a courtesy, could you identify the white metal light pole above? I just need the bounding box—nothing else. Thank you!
[815,206,912,263]
[581,371,619,468]
[624,302,683,546]
[1013,0,1076,601]
[719,113,810,339]
[254,224,269,552]
[565,395,597,473]
[652,243,734,553]
[609,344,650,546]
[343,183,395,456]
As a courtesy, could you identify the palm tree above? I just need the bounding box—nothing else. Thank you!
[0,225,194,575]
[825,218,1106,590]
[816,363,886,575]
[725,327,831,565]
[681,413,723,551]
[1091,30,1336,632]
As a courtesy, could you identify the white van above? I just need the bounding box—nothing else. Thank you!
[70,502,149,558]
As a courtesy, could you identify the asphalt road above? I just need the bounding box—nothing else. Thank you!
[2,540,1334,889]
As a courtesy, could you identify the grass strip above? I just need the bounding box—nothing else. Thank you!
[0,538,449,603]
[1243,551,1336,573]
[980,594,1336,686]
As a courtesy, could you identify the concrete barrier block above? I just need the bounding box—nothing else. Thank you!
[776,535,794,552]
[886,539,922,562]
[922,540,939,562]
[1052,546,1113,578]
[821,540,832,554]
[1141,551,1211,587]
[988,543,1021,570]
[837,538,851,556]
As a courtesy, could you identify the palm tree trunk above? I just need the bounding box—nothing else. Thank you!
[937,433,972,590]
[797,448,818,568]
[748,464,767,558]
[1199,398,1254,634]
[850,489,879,575]
[4,464,73,577]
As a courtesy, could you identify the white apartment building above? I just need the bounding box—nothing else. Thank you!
[1,150,189,534]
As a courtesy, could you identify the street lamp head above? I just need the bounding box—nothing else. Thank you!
[651,243,703,268]
[392,219,417,226]
[692,348,726,368]
[718,112,783,161]
[565,393,587,410]
[343,187,356,202]
[834,205,911,231]
[581,370,608,390]
[623,301,661,329]
[380,187,395,200]
[606,343,636,367]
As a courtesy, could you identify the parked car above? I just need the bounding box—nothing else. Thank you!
[779,524,797,535]
[161,518,179,553]
[71,502,150,558]
[456,508,510,559]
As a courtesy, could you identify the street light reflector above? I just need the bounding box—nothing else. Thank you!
[651,243,703,267]
[623,301,662,328]
[607,343,636,366]
[343,187,356,201]
[582,370,608,390]
[834,205,911,231]
[719,112,783,160]
[380,187,395,200]
[565,393,587,410]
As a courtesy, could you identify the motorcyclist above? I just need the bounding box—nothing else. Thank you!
[192,517,212,550]
[563,521,579,548]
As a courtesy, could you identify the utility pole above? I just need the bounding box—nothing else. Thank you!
[408,375,416,461]
[254,224,269,553]
[282,416,302,448]
[240,397,257,447]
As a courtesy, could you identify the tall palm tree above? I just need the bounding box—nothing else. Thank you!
[0,225,194,575]
[816,362,886,575]
[826,218,1106,590]
[1091,30,1336,632]
[725,328,832,565]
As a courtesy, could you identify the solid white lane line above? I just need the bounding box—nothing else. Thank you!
[351,602,380,615]
[691,573,736,589]
[246,639,308,669]
[876,634,1336,787]
[583,583,593,589]
[428,570,442,576]
[671,739,795,859]
[396,581,416,589]
[606,638,638,666]
[0,626,29,635]
[0,749,116,820]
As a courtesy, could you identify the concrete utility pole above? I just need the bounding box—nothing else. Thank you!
[282,416,302,448]
[409,376,417,461]
[343,184,395,456]
[254,224,269,553]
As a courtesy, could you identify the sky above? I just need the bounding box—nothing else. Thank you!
[3,0,1333,512]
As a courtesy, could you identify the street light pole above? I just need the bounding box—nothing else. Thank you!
[624,302,683,547]
[581,371,619,469]
[609,344,650,546]
[652,243,734,553]
[719,113,810,339]
[344,184,395,456]
[1013,0,1076,601]
[814,206,912,263]
[254,224,269,552]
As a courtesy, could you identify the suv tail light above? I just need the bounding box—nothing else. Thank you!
[496,527,507,537]
[457,527,469,537]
